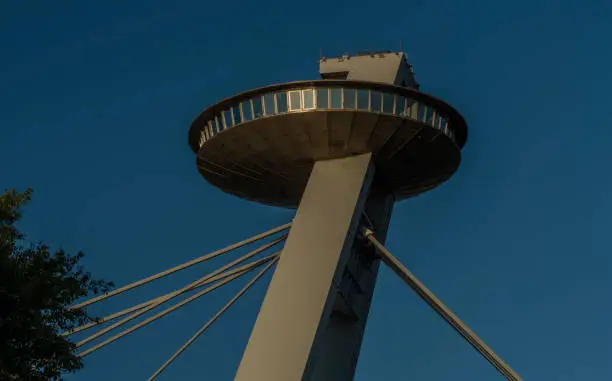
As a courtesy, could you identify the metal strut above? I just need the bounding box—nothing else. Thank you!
[362,228,523,381]
[67,235,285,339]
[65,254,280,337]
[74,237,286,348]
[69,222,291,311]
[147,257,279,381]
[76,252,280,358]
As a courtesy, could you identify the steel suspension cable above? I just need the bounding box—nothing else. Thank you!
[77,252,280,358]
[63,254,278,337]
[363,228,523,381]
[147,257,279,381]
[69,222,291,311]
[75,237,285,348]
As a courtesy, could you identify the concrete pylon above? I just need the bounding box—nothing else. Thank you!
[234,152,393,381]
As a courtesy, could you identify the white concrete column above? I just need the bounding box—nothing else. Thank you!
[234,153,374,381]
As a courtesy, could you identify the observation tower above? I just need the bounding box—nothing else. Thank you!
[188,51,477,381]
[67,51,522,381]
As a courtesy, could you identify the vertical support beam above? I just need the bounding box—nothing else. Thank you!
[234,153,375,381]
[307,181,394,380]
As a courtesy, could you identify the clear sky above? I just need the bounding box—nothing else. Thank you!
[2,0,611,380]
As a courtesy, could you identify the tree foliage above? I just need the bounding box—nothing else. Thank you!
[0,189,113,381]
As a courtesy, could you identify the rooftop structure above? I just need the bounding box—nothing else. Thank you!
[319,51,419,88]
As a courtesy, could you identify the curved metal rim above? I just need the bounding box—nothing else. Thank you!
[188,80,468,152]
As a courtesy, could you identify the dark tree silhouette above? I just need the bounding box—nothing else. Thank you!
[0,189,113,381]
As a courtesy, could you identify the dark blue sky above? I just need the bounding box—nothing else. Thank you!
[2,0,611,380]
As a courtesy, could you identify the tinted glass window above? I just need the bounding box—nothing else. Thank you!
[330,88,342,109]
[371,91,381,112]
[357,89,369,110]
[418,103,427,121]
[382,93,394,114]
[405,99,415,118]
[317,88,329,108]
[253,97,263,118]
[395,95,405,116]
[276,92,288,113]
[426,107,435,125]
[232,105,241,125]
[241,101,253,121]
[223,109,233,128]
[264,93,276,115]
[343,88,356,109]
[303,89,314,109]
[289,91,301,111]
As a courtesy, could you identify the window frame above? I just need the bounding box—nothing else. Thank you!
[316,88,330,108]
[276,91,288,114]
[329,87,343,109]
[302,88,315,110]
[288,90,302,112]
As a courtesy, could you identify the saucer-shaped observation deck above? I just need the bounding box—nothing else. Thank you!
[188,80,467,208]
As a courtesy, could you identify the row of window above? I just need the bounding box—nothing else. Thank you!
[198,87,455,147]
